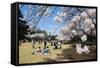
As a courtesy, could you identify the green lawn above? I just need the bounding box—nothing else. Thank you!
[19,42,96,64]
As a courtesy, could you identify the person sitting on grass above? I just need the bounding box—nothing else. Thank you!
[43,46,51,55]
[32,47,42,55]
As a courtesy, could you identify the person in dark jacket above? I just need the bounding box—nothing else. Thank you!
[54,41,58,49]
[44,40,47,49]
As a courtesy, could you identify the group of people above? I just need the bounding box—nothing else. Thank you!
[51,41,62,49]
[32,40,62,55]
[32,46,51,55]
[31,40,62,49]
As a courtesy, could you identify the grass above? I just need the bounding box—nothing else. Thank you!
[19,42,96,64]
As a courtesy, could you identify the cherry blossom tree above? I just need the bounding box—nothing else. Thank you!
[58,8,96,44]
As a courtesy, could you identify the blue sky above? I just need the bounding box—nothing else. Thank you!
[19,4,67,35]
[37,6,64,35]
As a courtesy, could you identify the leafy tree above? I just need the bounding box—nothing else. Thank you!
[18,9,29,41]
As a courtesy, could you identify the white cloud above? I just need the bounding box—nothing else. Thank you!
[57,12,60,15]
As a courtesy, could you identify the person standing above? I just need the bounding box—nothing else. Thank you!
[32,40,35,48]
[54,41,58,49]
[44,40,47,49]
[58,41,61,49]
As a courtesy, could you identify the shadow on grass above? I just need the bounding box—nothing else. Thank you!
[43,58,57,62]
[60,46,97,61]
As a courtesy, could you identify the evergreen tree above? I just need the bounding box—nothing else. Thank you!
[18,9,29,41]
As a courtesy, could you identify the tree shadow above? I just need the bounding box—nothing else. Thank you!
[59,46,97,61]
[43,58,57,62]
